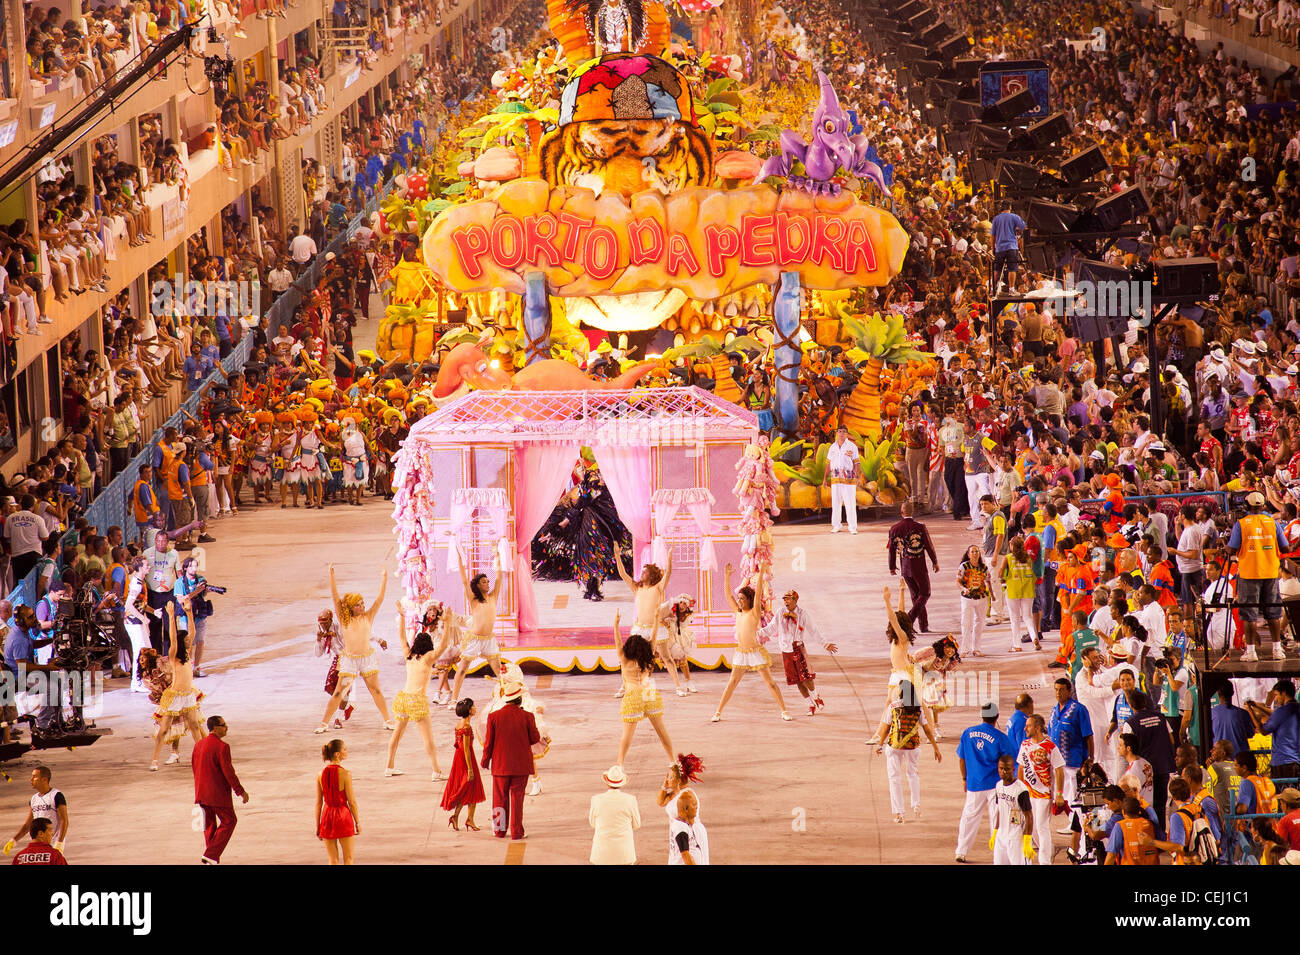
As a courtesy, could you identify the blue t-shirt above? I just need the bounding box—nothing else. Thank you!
[1264,701,1300,765]
[1211,703,1255,758]
[216,314,232,344]
[956,723,1018,791]
[3,627,35,676]
[1237,778,1257,815]
[183,356,212,392]
[1047,699,1093,767]
[1006,710,1028,750]
[991,211,1026,253]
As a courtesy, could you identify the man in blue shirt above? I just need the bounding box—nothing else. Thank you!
[1006,693,1032,750]
[1046,678,1094,805]
[2,606,57,731]
[1249,679,1300,783]
[183,344,213,393]
[990,203,1026,290]
[1210,683,1256,758]
[955,702,1019,862]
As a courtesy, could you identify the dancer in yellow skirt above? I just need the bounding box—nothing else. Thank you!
[150,604,204,771]
[612,610,676,771]
[385,607,448,781]
[712,563,792,723]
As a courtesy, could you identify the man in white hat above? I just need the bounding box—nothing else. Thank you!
[1227,491,1291,661]
[589,766,641,865]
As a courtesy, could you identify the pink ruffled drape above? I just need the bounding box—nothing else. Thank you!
[514,443,580,632]
[594,445,653,576]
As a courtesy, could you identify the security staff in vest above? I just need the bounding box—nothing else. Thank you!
[1227,491,1291,662]
[132,464,161,543]
[166,443,196,552]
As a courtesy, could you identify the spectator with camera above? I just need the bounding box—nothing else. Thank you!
[174,556,221,679]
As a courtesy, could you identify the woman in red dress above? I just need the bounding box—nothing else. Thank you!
[440,699,486,831]
[316,739,360,864]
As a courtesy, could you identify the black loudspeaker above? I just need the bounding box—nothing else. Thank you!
[1013,111,1071,149]
[946,98,984,123]
[967,158,999,184]
[909,7,938,30]
[1154,257,1220,299]
[896,0,923,18]
[953,57,984,79]
[1084,185,1149,231]
[446,308,468,324]
[920,21,955,47]
[1076,258,1130,285]
[1059,146,1108,185]
[1027,199,1082,233]
[971,123,1012,150]
[1071,314,1130,342]
[935,35,970,62]
[1024,244,1068,273]
[927,77,960,102]
[912,59,944,78]
[996,159,1066,192]
[982,87,1038,123]
[900,43,928,62]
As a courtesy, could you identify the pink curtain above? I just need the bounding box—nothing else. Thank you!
[514,443,580,632]
[594,445,653,577]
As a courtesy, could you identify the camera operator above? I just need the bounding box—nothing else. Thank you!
[174,557,220,679]
[1152,645,1194,747]
[79,565,122,669]
[2,606,59,735]
[143,531,181,654]
[33,574,77,665]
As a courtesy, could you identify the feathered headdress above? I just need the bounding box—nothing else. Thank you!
[674,753,704,783]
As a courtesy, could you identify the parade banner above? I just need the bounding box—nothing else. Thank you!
[422,179,909,300]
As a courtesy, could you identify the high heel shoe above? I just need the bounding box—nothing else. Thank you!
[464,821,480,831]
[447,816,459,831]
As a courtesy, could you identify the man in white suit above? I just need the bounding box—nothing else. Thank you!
[589,765,641,865]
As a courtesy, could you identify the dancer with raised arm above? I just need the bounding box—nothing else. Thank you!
[612,541,671,699]
[150,604,204,771]
[712,563,792,723]
[613,609,677,769]
[866,582,918,745]
[385,607,448,780]
[450,545,503,700]
[317,564,393,733]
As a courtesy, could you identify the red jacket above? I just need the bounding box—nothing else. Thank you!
[480,703,540,777]
[192,734,246,807]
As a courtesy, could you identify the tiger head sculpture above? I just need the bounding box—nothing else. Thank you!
[538,53,713,201]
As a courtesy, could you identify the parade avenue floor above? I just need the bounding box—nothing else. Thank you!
[0,503,1053,865]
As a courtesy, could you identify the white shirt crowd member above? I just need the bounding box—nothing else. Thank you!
[668,816,709,865]
[825,436,860,535]
[992,775,1032,865]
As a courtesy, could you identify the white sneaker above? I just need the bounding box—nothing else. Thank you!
[384,767,404,777]
[38,314,53,324]
[1241,646,1259,662]
[1273,643,1288,660]
[529,779,542,796]
[830,527,840,534]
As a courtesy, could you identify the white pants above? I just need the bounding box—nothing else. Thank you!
[955,788,996,857]
[125,621,150,692]
[964,473,991,524]
[1007,596,1038,648]
[885,745,920,814]
[993,833,1028,865]
[830,483,857,533]
[984,557,1005,617]
[1062,768,1080,805]
[960,596,986,654]
[1028,795,1053,865]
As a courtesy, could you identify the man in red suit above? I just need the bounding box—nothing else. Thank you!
[481,681,540,840]
[191,715,249,864]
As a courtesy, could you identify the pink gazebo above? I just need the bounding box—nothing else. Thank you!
[391,387,758,672]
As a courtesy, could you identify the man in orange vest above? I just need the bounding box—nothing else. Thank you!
[132,464,161,543]
[1103,795,1161,865]
[1227,492,1291,662]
